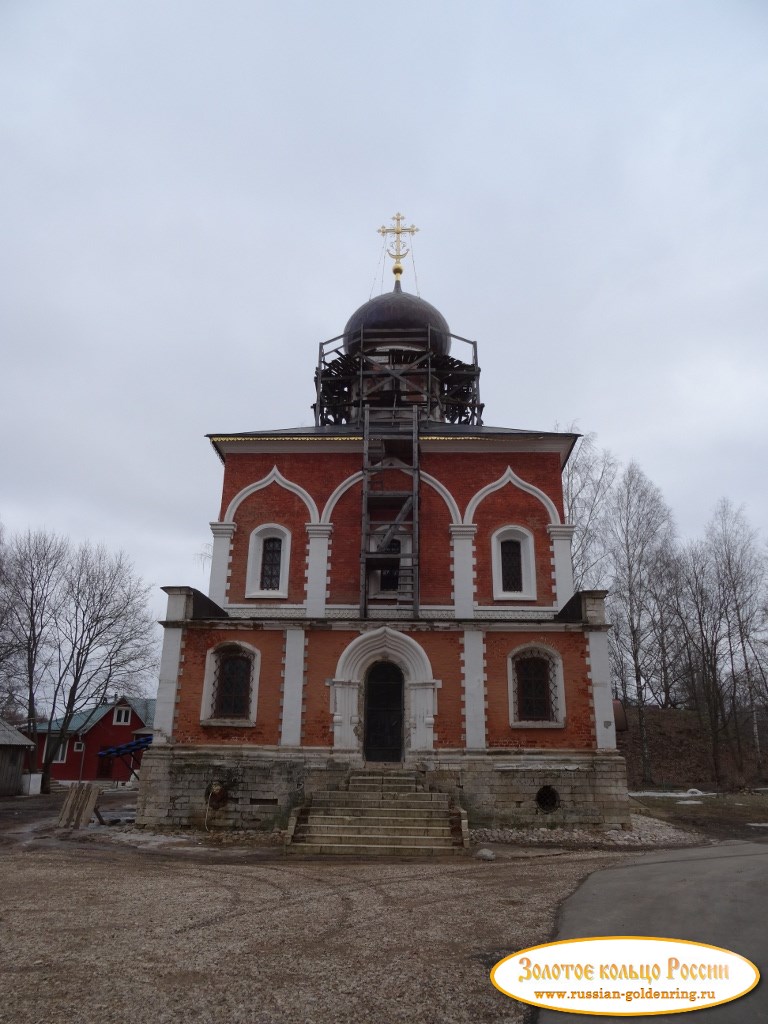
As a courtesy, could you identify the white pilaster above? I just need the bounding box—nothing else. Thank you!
[409,679,442,751]
[280,628,306,747]
[588,630,617,749]
[547,524,576,609]
[153,589,189,743]
[326,679,360,750]
[305,523,333,616]
[450,524,477,618]
[209,522,237,607]
[461,629,486,749]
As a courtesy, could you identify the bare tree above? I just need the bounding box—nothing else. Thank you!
[559,428,619,590]
[670,538,733,784]
[0,530,67,768]
[39,543,158,789]
[606,462,675,784]
[708,500,767,776]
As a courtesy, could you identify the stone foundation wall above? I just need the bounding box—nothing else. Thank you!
[137,746,630,831]
[424,752,630,830]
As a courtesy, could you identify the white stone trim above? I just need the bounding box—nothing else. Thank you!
[208,522,236,607]
[491,525,537,601]
[547,524,576,609]
[450,524,477,618]
[224,466,320,524]
[460,630,487,749]
[464,466,561,526]
[329,628,441,754]
[587,630,616,749]
[200,641,260,725]
[305,523,333,616]
[280,628,306,747]
[507,642,566,728]
[154,591,187,742]
[325,679,360,751]
[245,524,291,598]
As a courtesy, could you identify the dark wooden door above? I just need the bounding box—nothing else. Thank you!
[364,662,404,762]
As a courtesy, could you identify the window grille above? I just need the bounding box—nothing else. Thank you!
[514,651,558,721]
[213,648,252,718]
[500,538,523,592]
[259,537,283,591]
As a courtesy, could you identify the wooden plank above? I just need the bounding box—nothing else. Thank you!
[57,782,101,829]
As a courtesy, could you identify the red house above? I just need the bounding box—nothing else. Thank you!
[28,697,155,784]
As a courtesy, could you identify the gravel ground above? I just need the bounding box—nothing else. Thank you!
[0,837,624,1024]
[0,807,706,1024]
[472,813,705,849]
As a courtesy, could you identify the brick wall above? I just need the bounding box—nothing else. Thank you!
[484,631,596,749]
[173,626,285,745]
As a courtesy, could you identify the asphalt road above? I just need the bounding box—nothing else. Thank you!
[536,841,768,1024]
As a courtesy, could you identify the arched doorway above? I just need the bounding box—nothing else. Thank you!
[364,661,404,762]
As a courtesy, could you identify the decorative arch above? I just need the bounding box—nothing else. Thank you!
[224,466,319,524]
[321,471,363,524]
[321,469,460,525]
[334,627,434,682]
[464,466,560,526]
[422,471,461,525]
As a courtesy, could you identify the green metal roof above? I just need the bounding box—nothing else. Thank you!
[38,697,156,737]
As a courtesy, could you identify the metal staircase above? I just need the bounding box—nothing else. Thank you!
[359,405,420,617]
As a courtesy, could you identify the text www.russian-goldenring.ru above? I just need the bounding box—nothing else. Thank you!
[534,989,718,1004]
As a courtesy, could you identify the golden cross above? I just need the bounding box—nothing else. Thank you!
[378,212,419,278]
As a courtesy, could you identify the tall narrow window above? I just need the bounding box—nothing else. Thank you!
[515,656,551,720]
[508,646,565,728]
[260,537,283,590]
[379,538,401,592]
[492,526,536,600]
[246,525,291,598]
[213,647,253,718]
[500,539,523,592]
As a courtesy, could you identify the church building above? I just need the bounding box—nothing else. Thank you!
[137,215,629,842]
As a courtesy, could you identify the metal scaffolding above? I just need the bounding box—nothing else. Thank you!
[359,405,420,618]
[313,326,483,427]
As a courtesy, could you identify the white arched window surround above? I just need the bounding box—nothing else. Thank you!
[492,525,536,600]
[246,524,291,598]
[201,641,260,726]
[507,644,566,729]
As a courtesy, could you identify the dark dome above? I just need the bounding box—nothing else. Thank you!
[343,281,451,356]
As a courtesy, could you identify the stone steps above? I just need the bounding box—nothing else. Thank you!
[286,771,468,857]
[297,821,452,838]
[310,793,450,809]
[304,809,450,823]
[288,841,467,857]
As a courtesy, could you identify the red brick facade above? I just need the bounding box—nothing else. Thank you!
[139,281,627,831]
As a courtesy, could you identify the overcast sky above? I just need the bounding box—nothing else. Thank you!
[2,1,766,621]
